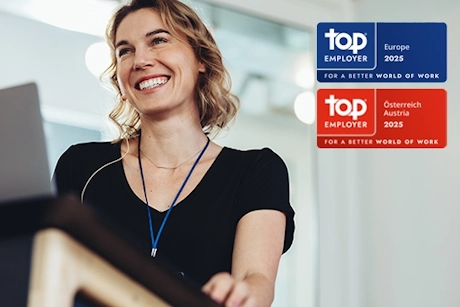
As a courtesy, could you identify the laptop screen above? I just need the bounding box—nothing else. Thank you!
[0,82,54,203]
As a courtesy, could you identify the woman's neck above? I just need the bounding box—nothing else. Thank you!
[137,116,209,169]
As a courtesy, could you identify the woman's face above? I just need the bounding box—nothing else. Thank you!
[114,8,205,118]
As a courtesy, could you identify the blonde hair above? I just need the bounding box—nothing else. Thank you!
[103,0,239,141]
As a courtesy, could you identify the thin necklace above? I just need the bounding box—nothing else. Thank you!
[137,132,210,257]
[141,145,204,170]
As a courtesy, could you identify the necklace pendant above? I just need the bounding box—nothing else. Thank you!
[151,248,157,258]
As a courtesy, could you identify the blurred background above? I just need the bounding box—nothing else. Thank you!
[0,0,459,306]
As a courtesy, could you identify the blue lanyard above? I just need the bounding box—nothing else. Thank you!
[137,133,210,257]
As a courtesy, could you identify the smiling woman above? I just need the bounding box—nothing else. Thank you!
[105,0,239,141]
[52,0,295,306]
[113,9,206,127]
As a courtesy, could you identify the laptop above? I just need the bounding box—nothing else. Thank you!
[0,82,54,203]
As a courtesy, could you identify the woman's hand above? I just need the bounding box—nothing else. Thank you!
[202,272,257,307]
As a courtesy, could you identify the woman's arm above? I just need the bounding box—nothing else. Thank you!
[202,209,286,307]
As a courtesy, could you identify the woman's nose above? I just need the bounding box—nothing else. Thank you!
[133,49,154,70]
[133,60,153,70]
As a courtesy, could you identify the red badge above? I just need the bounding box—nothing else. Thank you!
[317,89,447,148]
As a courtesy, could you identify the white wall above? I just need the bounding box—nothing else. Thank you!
[0,11,111,130]
[317,0,460,307]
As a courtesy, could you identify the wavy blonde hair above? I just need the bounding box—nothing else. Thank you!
[103,0,239,141]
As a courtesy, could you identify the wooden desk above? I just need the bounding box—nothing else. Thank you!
[0,196,221,307]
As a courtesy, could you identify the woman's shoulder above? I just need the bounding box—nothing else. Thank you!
[62,140,120,158]
[222,146,286,167]
[53,141,121,193]
[57,141,122,169]
[217,147,288,180]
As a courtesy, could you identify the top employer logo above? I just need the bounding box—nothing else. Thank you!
[325,95,367,120]
[317,22,376,70]
[325,28,367,54]
[317,89,376,136]
[324,29,368,63]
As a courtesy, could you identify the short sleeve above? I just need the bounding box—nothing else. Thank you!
[236,148,295,253]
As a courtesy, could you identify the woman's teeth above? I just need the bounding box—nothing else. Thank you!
[139,78,168,90]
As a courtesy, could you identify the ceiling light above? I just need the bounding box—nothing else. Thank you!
[294,91,315,125]
[85,41,111,78]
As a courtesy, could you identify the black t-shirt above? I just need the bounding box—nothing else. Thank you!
[53,141,295,285]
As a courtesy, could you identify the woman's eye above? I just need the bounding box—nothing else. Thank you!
[117,48,132,57]
[152,37,167,45]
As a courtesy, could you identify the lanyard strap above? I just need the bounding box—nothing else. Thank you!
[137,133,210,257]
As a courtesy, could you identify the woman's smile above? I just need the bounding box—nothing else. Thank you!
[136,75,170,91]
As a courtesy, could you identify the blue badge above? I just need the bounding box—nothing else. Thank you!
[316,22,447,82]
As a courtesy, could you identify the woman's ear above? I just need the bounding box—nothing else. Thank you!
[198,62,206,73]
